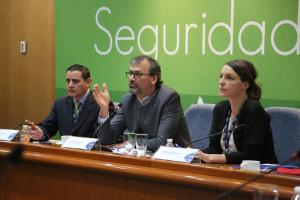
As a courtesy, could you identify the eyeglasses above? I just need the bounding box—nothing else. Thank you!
[125,71,155,79]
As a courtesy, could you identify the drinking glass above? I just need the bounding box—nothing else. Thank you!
[135,134,148,157]
[123,131,135,154]
[252,184,278,200]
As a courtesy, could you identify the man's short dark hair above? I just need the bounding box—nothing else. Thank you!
[66,64,90,80]
[130,55,163,88]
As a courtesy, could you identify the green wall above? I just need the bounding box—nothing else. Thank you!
[55,0,300,109]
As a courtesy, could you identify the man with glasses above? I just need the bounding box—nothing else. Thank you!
[27,64,113,141]
[93,55,191,152]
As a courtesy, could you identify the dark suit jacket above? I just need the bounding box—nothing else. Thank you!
[203,99,278,164]
[39,92,100,140]
[98,85,191,152]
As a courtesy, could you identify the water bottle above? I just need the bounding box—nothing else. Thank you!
[20,125,31,143]
[166,138,174,147]
[291,186,300,200]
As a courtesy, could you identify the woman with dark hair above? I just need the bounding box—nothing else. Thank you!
[197,60,278,164]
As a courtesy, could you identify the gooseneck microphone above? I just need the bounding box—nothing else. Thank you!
[214,150,300,200]
[92,103,122,138]
[185,124,247,147]
[0,144,24,178]
[14,121,31,130]
[6,145,24,167]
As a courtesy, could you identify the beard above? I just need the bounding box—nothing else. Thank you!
[129,85,138,94]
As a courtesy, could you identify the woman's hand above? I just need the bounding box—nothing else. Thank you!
[196,150,227,164]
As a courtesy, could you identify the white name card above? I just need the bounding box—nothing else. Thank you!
[152,146,199,163]
[0,129,19,141]
[61,136,98,151]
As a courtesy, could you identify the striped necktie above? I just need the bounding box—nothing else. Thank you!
[74,100,81,123]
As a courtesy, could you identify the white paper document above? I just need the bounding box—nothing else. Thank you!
[0,129,19,141]
[61,136,98,151]
[152,146,199,163]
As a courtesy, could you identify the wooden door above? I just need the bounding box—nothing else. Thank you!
[0,0,55,128]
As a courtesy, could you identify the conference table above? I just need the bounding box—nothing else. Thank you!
[0,141,299,200]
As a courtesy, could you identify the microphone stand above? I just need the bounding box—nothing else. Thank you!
[92,103,122,140]
[185,124,246,147]
[214,170,274,200]
[13,121,31,130]
[214,150,300,200]
[0,144,24,178]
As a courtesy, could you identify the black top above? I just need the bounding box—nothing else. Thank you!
[203,99,278,164]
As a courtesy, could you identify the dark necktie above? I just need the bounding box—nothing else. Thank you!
[74,100,81,123]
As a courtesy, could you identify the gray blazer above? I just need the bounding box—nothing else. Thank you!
[98,85,191,152]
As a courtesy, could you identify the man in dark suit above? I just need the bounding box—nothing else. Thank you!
[93,55,191,152]
[27,64,104,141]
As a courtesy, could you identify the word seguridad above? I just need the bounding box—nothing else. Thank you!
[94,0,300,59]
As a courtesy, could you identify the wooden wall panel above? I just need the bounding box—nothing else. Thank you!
[0,0,12,127]
[0,0,54,128]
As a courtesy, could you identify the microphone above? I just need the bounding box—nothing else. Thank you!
[14,120,31,130]
[214,150,300,200]
[92,103,122,138]
[185,124,247,147]
[6,144,24,167]
[0,144,24,178]
[12,120,32,141]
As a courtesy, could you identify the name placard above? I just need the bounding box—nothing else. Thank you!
[61,136,98,151]
[0,129,19,141]
[152,146,199,163]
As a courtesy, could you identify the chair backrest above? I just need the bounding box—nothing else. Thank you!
[265,107,300,164]
[185,104,215,149]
